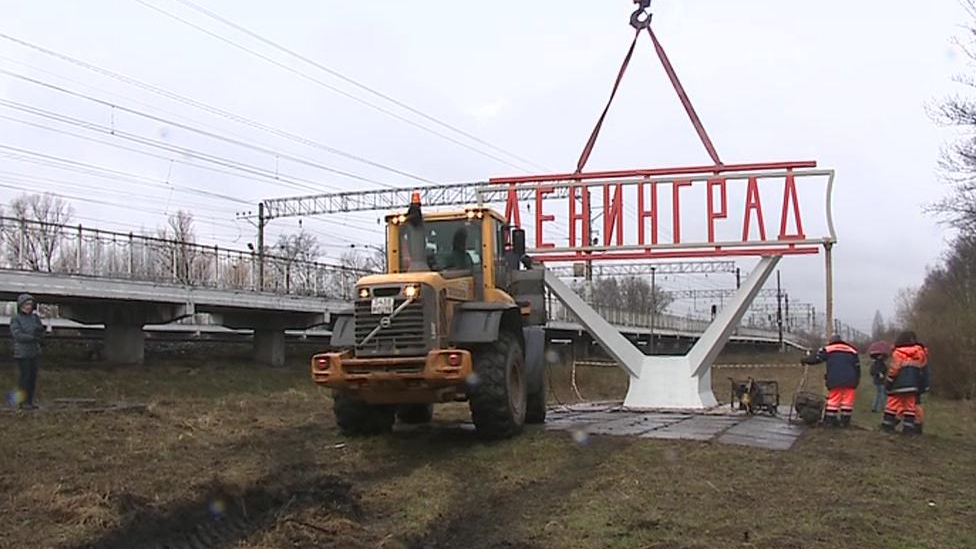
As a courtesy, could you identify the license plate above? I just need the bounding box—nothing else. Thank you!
[371,296,394,315]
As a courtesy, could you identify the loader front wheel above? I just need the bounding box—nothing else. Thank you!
[468,331,527,439]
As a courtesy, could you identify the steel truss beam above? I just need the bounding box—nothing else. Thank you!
[257,180,563,221]
[546,261,736,277]
[669,288,780,300]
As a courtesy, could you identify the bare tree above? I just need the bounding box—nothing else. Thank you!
[155,210,202,284]
[573,276,672,314]
[871,310,886,341]
[268,230,322,294]
[901,233,976,398]
[930,1,976,230]
[158,210,196,243]
[332,249,384,299]
[275,230,321,263]
[339,248,385,274]
[0,193,74,272]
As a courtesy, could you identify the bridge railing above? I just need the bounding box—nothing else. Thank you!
[0,216,371,298]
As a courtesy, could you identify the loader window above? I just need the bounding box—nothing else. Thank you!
[399,219,482,273]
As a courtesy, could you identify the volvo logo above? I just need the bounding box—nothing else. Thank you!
[380,317,392,328]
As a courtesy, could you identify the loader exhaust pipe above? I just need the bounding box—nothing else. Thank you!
[405,192,427,272]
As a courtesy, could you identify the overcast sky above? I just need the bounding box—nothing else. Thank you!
[0,0,968,330]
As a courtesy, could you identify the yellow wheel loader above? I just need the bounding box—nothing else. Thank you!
[311,194,548,439]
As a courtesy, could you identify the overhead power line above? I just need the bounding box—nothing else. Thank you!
[0,169,234,216]
[129,0,538,172]
[0,108,324,195]
[0,32,434,184]
[0,69,396,189]
[0,180,242,231]
[0,144,249,205]
[170,0,551,172]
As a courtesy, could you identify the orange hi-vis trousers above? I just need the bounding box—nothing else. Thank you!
[882,393,919,433]
[825,387,856,426]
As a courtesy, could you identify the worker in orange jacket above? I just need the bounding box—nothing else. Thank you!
[882,331,929,434]
[801,335,860,427]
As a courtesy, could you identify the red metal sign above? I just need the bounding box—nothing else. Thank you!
[486,161,835,262]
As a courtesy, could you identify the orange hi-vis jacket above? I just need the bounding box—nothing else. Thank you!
[886,344,929,394]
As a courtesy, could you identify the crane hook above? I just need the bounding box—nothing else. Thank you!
[630,0,652,30]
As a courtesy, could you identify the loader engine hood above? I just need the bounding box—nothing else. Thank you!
[357,272,473,296]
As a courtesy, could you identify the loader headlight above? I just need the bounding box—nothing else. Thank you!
[403,284,420,298]
[358,287,370,299]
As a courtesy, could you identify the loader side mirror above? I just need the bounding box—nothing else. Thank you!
[512,228,526,259]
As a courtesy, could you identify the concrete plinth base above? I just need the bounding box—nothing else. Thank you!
[254,329,286,367]
[545,255,781,411]
[104,324,145,364]
[623,357,719,409]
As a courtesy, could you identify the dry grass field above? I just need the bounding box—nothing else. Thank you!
[1,349,974,549]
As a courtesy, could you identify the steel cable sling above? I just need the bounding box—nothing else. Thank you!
[575,0,723,174]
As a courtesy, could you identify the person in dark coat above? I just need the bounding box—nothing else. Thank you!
[802,334,860,427]
[869,352,888,412]
[882,331,928,434]
[9,293,45,409]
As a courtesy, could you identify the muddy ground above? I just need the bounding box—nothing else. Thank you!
[1,347,974,549]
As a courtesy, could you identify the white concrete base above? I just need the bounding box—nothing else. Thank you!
[545,255,781,411]
[623,356,719,409]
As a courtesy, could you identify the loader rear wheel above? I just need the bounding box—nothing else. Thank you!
[468,331,526,439]
[397,403,434,424]
[333,391,395,436]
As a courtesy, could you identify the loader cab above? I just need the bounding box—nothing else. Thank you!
[386,207,523,298]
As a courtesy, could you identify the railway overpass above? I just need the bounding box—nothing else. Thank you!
[0,269,345,365]
[0,216,833,368]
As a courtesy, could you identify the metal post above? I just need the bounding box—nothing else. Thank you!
[776,270,784,352]
[547,288,553,321]
[76,224,83,273]
[824,241,834,339]
[214,245,220,288]
[257,202,266,292]
[650,266,657,355]
[124,233,133,277]
[784,293,790,332]
[17,222,24,268]
[583,188,593,305]
[735,267,741,289]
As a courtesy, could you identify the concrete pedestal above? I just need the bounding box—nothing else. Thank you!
[545,256,781,410]
[623,357,719,409]
[254,329,286,367]
[104,324,145,364]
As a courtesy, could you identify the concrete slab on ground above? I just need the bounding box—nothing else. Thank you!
[546,401,806,450]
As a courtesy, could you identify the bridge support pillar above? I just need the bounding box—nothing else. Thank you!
[104,324,145,364]
[254,329,286,367]
[545,255,781,409]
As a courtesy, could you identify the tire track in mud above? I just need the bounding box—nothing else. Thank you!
[58,419,470,549]
[64,470,360,549]
[404,434,633,549]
